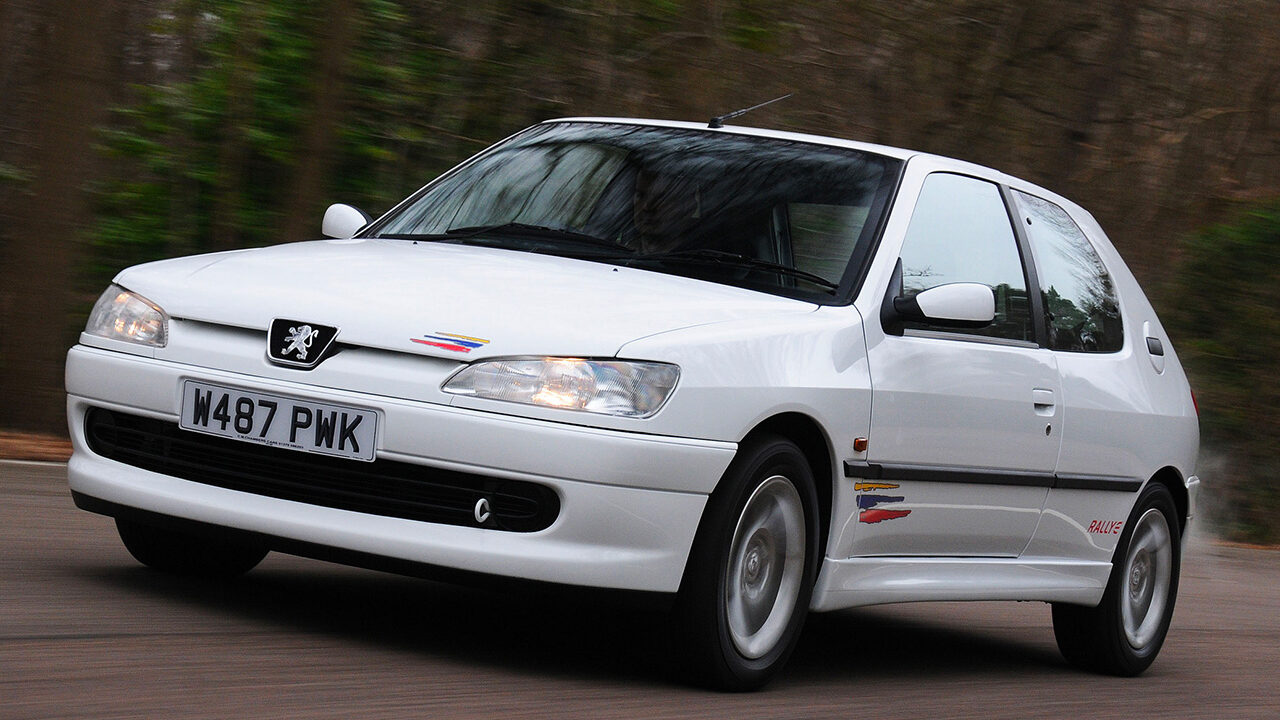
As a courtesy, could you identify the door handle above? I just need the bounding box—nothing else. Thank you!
[1032,388,1055,416]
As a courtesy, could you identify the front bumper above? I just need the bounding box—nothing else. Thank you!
[66,345,736,592]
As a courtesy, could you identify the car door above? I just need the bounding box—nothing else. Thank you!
[851,171,1061,557]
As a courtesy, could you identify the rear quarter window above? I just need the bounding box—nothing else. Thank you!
[1012,190,1124,352]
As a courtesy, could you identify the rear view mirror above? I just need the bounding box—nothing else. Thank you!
[321,203,372,239]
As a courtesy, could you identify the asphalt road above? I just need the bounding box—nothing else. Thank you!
[4,460,1278,719]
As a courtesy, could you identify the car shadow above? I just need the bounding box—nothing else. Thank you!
[787,608,1068,682]
[86,558,683,685]
[83,556,1068,688]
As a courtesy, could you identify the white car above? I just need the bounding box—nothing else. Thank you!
[67,118,1199,690]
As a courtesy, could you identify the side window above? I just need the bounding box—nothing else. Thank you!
[898,173,1032,342]
[1011,190,1123,352]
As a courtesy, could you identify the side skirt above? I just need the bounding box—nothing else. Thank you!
[809,555,1111,612]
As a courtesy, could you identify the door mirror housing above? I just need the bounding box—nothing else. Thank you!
[321,203,372,239]
[895,282,996,326]
[881,258,996,333]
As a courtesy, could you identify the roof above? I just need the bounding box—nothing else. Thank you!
[543,116,918,162]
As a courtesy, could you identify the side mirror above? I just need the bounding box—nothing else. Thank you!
[321,203,372,239]
[895,282,996,326]
[881,258,996,333]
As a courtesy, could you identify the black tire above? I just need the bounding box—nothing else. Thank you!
[674,435,821,691]
[1052,482,1181,676]
[116,518,268,579]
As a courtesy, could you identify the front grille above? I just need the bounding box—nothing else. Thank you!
[84,408,559,532]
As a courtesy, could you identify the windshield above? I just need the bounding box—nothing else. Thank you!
[370,122,899,301]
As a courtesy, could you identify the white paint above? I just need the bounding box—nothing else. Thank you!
[321,203,368,239]
[913,282,996,323]
[65,119,1199,614]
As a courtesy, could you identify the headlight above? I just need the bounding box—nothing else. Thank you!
[85,284,168,347]
[443,357,679,418]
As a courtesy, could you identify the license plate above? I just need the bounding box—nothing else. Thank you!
[179,380,378,462]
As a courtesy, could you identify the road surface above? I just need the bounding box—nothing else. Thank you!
[3,460,1277,719]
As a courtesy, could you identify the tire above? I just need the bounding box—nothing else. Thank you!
[1052,482,1181,676]
[674,435,820,691]
[116,518,267,579]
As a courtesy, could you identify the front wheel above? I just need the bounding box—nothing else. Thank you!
[1052,482,1181,675]
[674,436,820,691]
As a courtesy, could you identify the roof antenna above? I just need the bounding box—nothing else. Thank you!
[708,93,793,129]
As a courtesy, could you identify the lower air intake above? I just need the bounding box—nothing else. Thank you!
[84,407,559,532]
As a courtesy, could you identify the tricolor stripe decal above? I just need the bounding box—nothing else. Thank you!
[855,481,913,524]
[411,332,491,353]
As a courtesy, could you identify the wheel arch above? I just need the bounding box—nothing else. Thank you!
[1106,468,1188,567]
[1147,465,1189,534]
[739,412,834,559]
[673,411,833,688]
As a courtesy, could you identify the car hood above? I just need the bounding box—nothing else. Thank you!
[115,238,817,359]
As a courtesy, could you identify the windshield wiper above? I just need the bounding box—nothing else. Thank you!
[380,222,628,251]
[632,249,840,291]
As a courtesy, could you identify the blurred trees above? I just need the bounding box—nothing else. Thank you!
[0,0,1277,537]
[0,0,115,433]
[1168,203,1280,542]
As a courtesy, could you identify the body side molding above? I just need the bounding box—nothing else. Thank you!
[843,460,1141,492]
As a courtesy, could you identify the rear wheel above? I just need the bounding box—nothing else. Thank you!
[116,518,267,578]
[1052,483,1181,675]
[675,436,820,691]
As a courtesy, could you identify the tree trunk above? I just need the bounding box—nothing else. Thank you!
[168,0,203,257]
[211,4,263,252]
[1053,0,1137,184]
[278,0,360,244]
[0,0,112,433]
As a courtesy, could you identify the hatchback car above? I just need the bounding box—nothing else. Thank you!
[67,118,1199,690]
